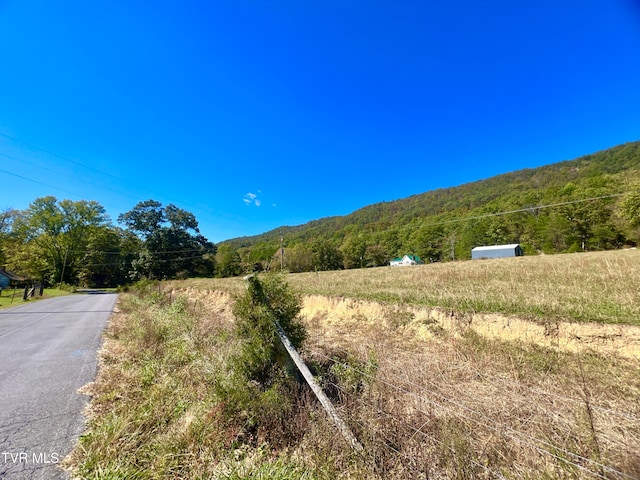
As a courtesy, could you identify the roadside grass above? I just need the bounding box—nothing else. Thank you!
[174,249,640,325]
[66,283,353,479]
[0,287,70,309]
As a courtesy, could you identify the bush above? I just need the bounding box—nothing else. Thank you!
[231,273,306,386]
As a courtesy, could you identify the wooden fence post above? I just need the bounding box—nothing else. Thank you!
[273,319,364,452]
[243,274,363,452]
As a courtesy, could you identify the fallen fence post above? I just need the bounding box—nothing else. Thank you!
[243,274,363,452]
[273,318,364,452]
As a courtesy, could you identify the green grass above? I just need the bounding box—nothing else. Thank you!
[0,287,70,309]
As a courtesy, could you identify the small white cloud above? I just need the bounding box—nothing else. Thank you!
[243,192,261,207]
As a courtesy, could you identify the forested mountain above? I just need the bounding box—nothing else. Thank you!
[2,141,639,284]
[220,141,640,273]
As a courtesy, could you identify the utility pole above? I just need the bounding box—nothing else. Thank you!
[450,235,456,261]
[59,249,69,288]
[280,236,284,270]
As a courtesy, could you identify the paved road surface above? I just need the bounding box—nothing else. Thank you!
[0,293,117,479]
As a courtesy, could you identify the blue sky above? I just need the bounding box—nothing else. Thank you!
[1,1,639,243]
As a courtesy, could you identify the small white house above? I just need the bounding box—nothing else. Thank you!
[471,244,524,260]
[390,255,424,266]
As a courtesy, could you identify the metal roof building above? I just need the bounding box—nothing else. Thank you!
[0,268,26,290]
[471,244,524,260]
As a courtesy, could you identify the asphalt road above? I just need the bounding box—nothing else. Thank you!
[0,293,117,479]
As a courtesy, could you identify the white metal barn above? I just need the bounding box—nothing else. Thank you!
[471,244,524,260]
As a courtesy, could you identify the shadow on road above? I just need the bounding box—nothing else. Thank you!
[75,289,114,294]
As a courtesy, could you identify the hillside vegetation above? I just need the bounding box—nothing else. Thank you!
[220,141,640,274]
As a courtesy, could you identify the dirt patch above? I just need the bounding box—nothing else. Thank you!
[301,294,640,361]
[170,288,640,360]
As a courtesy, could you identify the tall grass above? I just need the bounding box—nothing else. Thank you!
[66,283,349,479]
[301,304,640,479]
[69,252,640,478]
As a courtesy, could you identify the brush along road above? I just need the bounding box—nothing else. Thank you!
[0,293,116,479]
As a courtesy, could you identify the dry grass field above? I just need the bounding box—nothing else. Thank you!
[69,250,640,479]
[183,249,640,326]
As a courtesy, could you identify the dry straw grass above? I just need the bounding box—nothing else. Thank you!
[299,298,640,478]
[72,250,640,478]
[176,249,640,325]
[286,249,640,325]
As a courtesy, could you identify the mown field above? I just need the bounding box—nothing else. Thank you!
[67,250,640,479]
[0,287,70,309]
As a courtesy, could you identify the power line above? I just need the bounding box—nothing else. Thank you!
[415,193,626,230]
[0,167,88,199]
[0,133,223,229]
[68,247,213,255]
[0,152,146,204]
[0,133,124,182]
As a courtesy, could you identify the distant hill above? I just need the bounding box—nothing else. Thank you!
[219,141,640,274]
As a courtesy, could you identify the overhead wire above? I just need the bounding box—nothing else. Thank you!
[0,133,223,229]
[0,152,148,204]
[1,132,633,245]
[0,167,88,200]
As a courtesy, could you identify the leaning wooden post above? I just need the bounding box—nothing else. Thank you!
[273,319,364,451]
[243,274,363,452]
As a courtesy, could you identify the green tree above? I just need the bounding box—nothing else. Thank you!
[279,243,313,273]
[232,273,306,386]
[0,208,17,266]
[341,235,368,269]
[9,197,110,284]
[408,223,447,262]
[119,200,216,280]
[311,240,343,271]
[77,227,142,287]
[365,244,388,267]
[216,243,242,277]
[117,199,165,239]
[215,273,307,447]
[619,182,640,239]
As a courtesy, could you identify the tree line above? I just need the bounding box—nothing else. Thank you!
[0,198,216,287]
